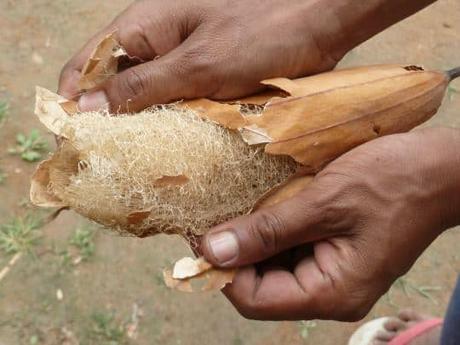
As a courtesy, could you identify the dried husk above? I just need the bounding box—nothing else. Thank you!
[78,32,127,91]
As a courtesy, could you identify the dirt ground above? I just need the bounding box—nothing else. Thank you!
[0,0,459,344]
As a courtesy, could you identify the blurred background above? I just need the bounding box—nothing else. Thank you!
[0,0,459,344]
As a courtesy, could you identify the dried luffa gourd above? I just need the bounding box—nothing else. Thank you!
[30,33,460,292]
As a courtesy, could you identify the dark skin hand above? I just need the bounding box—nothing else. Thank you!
[202,128,460,321]
[58,0,436,113]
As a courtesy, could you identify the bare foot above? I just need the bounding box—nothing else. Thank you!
[372,310,441,345]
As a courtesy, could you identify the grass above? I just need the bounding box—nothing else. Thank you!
[89,311,128,345]
[0,167,6,185]
[386,276,442,306]
[8,129,48,162]
[0,100,8,126]
[448,85,459,101]
[70,226,96,261]
[298,320,317,341]
[0,213,43,255]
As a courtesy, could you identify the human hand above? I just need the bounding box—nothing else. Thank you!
[58,0,349,112]
[201,127,460,321]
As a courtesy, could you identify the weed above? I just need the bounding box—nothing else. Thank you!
[70,226,95,261]
[0,167,6,185]
[8,129,48,162]
[387,276,442,305]
[232,337,243,345]
[90,311,128,345]
[448,85,459,101]
[298,320,317,341]
[0,214,43,255]
[29,334,39,345]
[0,100,7,125]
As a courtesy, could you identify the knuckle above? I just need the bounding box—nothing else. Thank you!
[234,299,267,321]
[120,68,148,99]
[183,50,217,76]
[248,211,285,254]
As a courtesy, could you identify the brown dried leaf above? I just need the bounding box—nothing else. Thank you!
[78,32,127,91]
[30,159,67,208]
[153,175,189,188]
[35,87,70,137]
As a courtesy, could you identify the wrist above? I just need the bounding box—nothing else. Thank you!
[313,0,437,59]
[413,127,460,232]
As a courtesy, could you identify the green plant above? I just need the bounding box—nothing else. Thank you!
[0,214,43,254]
[0,100,8,125]
[8,129,48,162]
[448,85,459,101]
[90,311,127,345]
[70,226,95,261]
[298,320,317,341]
[386,276,442,306]
[0,167,6,185]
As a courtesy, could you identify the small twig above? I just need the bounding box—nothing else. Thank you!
[0,252,23,283]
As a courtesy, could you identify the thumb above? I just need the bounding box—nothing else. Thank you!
[77,42,213,113]
[202,189,326,268]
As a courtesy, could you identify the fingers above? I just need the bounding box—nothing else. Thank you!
[223,256,336,321]
[58,0,196,102]
[77,34,220,112]
[58,27,117,99]
[201,185,328,268]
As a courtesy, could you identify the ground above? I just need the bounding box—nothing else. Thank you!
[0,1,459,344]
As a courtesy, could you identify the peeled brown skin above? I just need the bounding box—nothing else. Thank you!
[202,128,460,321]
[58,0,436,113]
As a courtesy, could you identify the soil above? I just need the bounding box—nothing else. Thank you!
[0,0,459,344]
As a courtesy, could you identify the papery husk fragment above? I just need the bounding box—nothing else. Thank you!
[164,257,236,293]
[30,159,67,208]
[78,32,127,91]
[34,87,73,138]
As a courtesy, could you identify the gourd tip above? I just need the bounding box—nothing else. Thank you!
[447,67,460,81]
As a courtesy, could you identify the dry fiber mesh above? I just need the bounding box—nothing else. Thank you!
[49,106,297,237]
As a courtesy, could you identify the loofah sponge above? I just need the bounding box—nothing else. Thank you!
[36,104,297,238]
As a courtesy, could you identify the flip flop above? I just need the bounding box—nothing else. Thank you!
[348,317,443,345]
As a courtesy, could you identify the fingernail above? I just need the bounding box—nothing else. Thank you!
[78,90,109,112]
[207,231,239,264]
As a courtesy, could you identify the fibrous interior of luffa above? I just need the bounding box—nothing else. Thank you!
[42,106,298,238]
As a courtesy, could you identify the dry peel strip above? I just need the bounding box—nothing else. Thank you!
[78,32,127,91]
[164,257,235,293]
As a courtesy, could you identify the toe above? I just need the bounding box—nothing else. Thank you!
[375,329,397,341]
[384,317,408,332]
[371,340,389,345]
[398,309,424,323]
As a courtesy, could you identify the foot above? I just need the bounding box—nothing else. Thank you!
[372,310,442,345]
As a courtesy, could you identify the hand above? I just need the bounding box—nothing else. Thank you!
[201,127,460,321]
[58,0,344,113]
